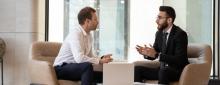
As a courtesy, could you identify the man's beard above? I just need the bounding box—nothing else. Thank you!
[157,22,168,31]
[90,25,98,31]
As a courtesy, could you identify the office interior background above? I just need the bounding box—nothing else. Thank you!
[0,0,219,85]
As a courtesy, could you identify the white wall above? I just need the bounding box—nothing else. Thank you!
[0,0,43,84]
[128,0,162,62]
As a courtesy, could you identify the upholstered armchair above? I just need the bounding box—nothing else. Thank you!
[134,44,212,85]
[29,41,103,85]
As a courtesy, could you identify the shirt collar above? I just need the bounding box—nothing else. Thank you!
[163,25,173,34]
[78,24,88,36]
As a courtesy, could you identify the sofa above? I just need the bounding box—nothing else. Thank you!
[134,43,212,85]
[29,42,103,85]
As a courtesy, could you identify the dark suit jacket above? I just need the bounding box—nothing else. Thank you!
[145,25,189,70]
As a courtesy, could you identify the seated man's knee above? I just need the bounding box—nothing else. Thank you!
[82,62,93,70]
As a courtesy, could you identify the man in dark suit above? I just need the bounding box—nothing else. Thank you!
[134,6,189,84]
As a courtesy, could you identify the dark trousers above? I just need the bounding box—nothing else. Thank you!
[134,66,181,84]
[54,62,102,85]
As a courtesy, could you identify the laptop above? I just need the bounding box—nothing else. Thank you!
[103,62,134,85]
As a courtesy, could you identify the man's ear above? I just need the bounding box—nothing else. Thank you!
[167,18,172,23]
[84,19,89,24]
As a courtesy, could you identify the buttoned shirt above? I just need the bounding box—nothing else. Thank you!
[163,25,172,44]
[157,25,173,59]
[53,25,100,66]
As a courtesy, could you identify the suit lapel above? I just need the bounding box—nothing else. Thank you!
[157,30,164,52]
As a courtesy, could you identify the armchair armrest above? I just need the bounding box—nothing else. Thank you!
[178,63,211,85]
[133,60,160,68]
[93,64,103,72]
[29,60,58,85]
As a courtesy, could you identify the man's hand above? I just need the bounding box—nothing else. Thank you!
[102,54,112,59]
[99,54,113,64]
[136,45,145,55]
[136,44,157,58]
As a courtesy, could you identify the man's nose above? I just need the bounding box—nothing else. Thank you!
[156,19,159,24]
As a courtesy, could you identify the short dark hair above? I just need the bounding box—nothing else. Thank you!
[159,6,176,23]
[78,7,96,25]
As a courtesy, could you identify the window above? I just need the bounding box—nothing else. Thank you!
[48,0,64,42]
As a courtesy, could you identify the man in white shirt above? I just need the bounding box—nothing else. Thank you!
[53,7,113,85]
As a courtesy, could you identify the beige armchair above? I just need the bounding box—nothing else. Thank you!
[134,43,212,85]
[29,42,81,85]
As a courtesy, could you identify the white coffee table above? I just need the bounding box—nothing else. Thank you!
[103,62,134,85]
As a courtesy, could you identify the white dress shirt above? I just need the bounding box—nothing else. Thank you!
[53,25,100,66]
[164,25,173,44]
[157,25,173,59]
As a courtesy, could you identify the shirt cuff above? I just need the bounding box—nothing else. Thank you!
[144,55,148,59]
[157,52,161,60]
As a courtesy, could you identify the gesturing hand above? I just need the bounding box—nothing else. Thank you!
[136,44,157,58]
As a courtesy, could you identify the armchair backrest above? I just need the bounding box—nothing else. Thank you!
[31,41,62,64]
[187,43,212,64]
